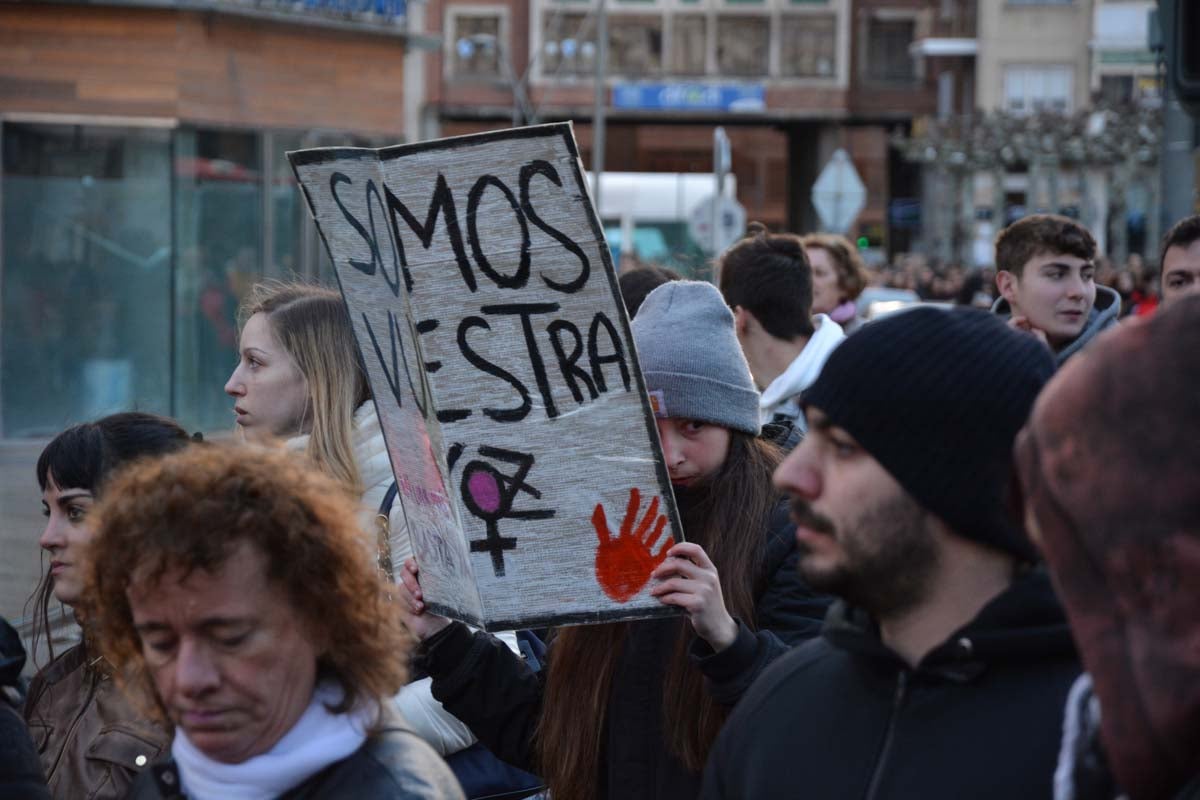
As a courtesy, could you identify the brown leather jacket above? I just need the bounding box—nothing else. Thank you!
[23,642,167,800]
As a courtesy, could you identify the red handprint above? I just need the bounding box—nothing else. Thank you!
[593,488,671,603]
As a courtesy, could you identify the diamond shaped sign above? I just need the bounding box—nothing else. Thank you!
[811,148,866,234]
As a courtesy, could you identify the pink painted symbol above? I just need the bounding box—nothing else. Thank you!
[467,470,502,514]
[459,446,555,577]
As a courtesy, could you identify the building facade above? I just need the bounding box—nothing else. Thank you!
[0,1,423,439]
[0,1,423,625]
[424,0,969,267]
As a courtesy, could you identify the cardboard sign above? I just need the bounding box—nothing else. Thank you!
[289,124,683,631]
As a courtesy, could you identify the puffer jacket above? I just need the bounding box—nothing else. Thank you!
[421,498,830,800]
[123,707,464,799]
[701,569,1081,800]
[23,642,167,800]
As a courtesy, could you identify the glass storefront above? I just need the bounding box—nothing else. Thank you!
[1,120,358,439]
[2,123,172,437]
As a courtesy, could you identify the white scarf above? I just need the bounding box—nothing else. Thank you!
[171,683,372,800]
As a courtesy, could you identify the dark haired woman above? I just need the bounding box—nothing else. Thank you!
[24,412,192,799]
[399,281,830,800]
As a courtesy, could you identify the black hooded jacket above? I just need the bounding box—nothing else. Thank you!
[701,569,1080,800]
[422,500,830,800]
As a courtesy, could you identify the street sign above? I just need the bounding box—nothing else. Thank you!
[612,83,766,113]
[811,148,866,234]
[689,193,746,255]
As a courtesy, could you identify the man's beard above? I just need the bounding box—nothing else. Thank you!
[791,491,940,617]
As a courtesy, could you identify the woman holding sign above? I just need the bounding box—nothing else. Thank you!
[400,280,830,800]
[223,282,518,760]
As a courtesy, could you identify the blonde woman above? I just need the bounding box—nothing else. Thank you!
[222,283,402,551]
[223,281,503,757]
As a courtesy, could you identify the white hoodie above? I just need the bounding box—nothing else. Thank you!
[758,314,845,432]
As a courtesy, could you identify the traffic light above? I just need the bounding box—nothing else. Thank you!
[1160,0,1200,116]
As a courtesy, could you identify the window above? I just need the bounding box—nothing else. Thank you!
[542,12,597,77]
[780,14,836,77]
[609,15,663,76]
[537,3,841,82]
[716,16,769,77]
[1,123,172,437]
[1004,65,1073,114]
[173,128,263,433]
[1099,75,1133,107]
[669,15,708,76]
[449,14,504,79]
[865,18,915,84]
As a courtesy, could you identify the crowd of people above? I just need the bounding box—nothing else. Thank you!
[1,210,1197,800]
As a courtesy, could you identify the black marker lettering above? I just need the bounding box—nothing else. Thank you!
[365,180,402,298]
[361,311,404,409]
[331,173,379,277]
[467,176,531,290]
[519,160,590,294]
[386,175,476,292]
[588,312,631,393]
[457,316,531,422]
[548,319,597,404]
[480,303,560,419]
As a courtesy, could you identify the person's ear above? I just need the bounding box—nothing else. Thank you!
[996,270,1019,304]
[732,306,751,336]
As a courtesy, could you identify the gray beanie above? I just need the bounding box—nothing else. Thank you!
[631,281,761,435]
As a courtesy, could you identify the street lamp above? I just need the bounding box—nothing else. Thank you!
[456,32,534,128]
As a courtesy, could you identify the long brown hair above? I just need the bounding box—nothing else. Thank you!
[240,282,371,494]
[537,431,784,800]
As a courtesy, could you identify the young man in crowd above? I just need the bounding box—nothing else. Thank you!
[991,214,1119,363]
[1160,214,1200,307]
[701,307,1081,800]
[718,224,844,436]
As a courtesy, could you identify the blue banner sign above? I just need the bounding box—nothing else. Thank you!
[612,83,766,113]
[74,0,406,28]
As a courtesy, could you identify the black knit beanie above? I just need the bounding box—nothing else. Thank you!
[801,306,1055,562]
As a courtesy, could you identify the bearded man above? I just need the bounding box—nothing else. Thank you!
[701,307,1081,800]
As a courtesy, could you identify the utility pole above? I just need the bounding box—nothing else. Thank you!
[1162,82,1198,229]
[591,0,607,210]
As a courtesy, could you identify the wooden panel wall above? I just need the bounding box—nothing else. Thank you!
[0,5,407,135]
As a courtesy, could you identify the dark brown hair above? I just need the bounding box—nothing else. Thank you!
[1159,214,1200,270]
[996,214,1097,277]
[536,432,784,800]
[29,413,192,667]
[718,222,815,340]
[619,264,683,318]
[801,233,869,302]
[83,444,409,720]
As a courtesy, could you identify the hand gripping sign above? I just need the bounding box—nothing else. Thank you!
[288,124,683,631]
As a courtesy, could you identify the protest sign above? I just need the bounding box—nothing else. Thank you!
[289,123,683,631]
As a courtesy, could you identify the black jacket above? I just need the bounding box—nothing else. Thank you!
[124,708,464,800]
[423,500,829,800]
[701,569,1081,800]
[1,618,49,800]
